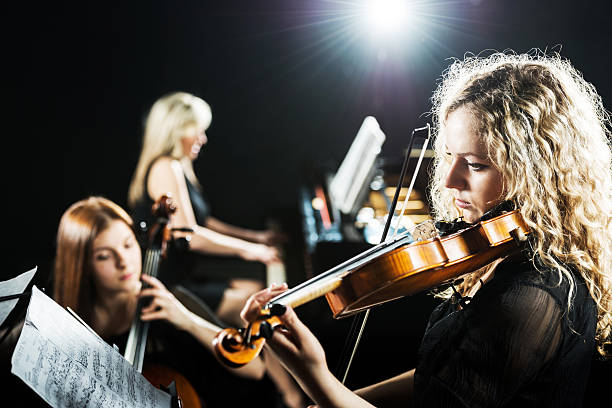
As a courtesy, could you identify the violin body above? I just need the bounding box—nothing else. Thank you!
[326,210,530,317]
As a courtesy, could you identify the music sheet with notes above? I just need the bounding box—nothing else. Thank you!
[0,266,37,326]
[11,286,171,408]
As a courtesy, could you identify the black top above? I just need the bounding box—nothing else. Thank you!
[131,164,264,312]
[131,171,211,232]
[130,167,223,294]
[184,176,211,226]
[414,256,597,407]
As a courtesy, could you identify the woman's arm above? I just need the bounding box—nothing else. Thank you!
[241,284,404,407]
[189,224,279,263]
[147,158,279,264]
[205,217,286,245]
[138,274,266,379]
[355,369,415,408]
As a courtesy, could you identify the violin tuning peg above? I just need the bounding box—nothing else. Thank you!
[259,321,274,339]
[269,303,287,316]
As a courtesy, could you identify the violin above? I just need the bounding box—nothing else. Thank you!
[124,194,202,408]
[213,205,531,368]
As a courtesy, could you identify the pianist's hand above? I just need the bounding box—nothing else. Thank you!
[251,229,289,246]
[239,242,281,265]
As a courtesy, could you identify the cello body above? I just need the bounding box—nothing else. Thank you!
[143,363,202,408]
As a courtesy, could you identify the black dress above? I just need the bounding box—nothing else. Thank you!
[413,255,597,407]
[131,170,265,312]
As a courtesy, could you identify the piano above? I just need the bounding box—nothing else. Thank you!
[295,119,442,387]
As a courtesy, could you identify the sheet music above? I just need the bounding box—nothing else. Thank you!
[0,266,37,326]
[329,116,386,214]
[11,286,171,408]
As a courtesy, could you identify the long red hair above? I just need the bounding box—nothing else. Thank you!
[53,196,134,325]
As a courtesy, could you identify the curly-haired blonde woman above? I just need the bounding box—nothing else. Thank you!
[239,51,612,407]
[127,93,305,408]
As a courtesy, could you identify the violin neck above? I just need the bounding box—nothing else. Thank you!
[123,247,162,372]
[277,277,343,309]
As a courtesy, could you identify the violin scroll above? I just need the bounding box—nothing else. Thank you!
[213,316,283,368]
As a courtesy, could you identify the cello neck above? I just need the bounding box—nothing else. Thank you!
[123,247,162,371]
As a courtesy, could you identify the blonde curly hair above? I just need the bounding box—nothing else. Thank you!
[428,50,612,357]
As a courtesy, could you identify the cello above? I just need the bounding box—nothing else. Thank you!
[124,194,202,408]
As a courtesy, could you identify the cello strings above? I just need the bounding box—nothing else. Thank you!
[124,247,161,365]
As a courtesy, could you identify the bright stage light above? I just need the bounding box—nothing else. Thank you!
[362,0,411,38]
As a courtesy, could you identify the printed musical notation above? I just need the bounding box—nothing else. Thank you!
[11,286,171,408]
[0,267,37,326]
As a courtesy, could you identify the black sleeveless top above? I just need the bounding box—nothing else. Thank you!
[184,176,211,226]
[130,164,234,310]
[131,168,211,232]
[413,256,597,407]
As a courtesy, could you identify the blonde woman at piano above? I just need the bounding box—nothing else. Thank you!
[128,92,306,408]
[128,91,286,327]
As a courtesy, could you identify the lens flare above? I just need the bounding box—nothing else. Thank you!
[362,0,411,38]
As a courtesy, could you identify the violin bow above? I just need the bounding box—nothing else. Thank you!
[335,124,431,384]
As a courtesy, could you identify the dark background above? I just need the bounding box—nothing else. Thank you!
[3,0,610,404]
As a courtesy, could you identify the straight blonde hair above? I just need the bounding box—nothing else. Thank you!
[128,92,212,208]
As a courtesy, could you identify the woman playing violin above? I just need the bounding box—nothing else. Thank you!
[241,51,612,407]
[52,196,285,407]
